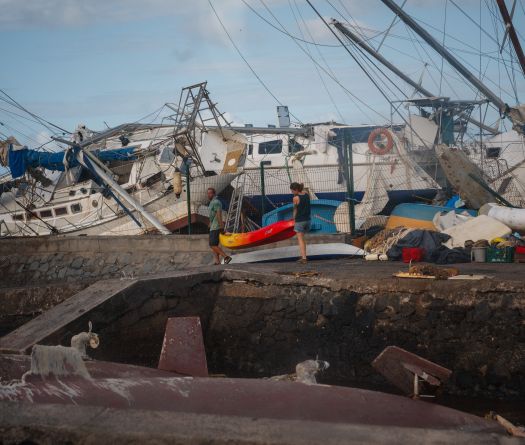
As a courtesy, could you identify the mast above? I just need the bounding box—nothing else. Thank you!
[332,20,433,98]
[331,19,499,135]
[379,0,507,113]
[495,0,525,76]
[53,129,172,235]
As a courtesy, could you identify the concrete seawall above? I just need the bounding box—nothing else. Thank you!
[2,261,524,401]
[0,233,345,287]
[0,234,345,334]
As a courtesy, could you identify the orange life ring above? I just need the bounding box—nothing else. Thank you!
[367,128,393,155]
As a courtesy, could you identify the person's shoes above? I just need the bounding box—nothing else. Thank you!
[297,258,307,264]
[224,256,232,264]
[214,262,221,265]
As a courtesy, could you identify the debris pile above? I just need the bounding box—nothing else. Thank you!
[362,201,525,266]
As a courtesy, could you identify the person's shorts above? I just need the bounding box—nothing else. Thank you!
[209,229,221,247]
[294,220,311,233]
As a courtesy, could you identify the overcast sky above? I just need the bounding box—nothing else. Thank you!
[0,0,524,146]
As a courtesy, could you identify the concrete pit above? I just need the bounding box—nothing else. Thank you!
[2,262,524,406]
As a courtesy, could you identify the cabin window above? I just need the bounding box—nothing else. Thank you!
[289,139,304,154]
[12,213,24,221]
[39,210,52,218]
[54,207,68,216]
[258,140,282,155]
[71,203,82,214]
[486,147,501,159]
[248,144,253,156]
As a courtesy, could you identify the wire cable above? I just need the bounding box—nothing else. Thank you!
[208,0,304,124]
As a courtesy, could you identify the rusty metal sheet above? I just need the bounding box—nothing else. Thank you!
[158,317,208,377]
[0,376,503,433]
[372,346,452,396]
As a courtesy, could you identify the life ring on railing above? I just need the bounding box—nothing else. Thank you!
[367,128,394,155]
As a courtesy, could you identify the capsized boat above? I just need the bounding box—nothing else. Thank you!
[386,203,477,230]
[0,83,246,236]
[220,219,295,250]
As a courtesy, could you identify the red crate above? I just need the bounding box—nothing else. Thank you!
[402,247,424,263]
[515,246,525,255]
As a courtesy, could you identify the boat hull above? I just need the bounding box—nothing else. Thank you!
[220,220,296,250]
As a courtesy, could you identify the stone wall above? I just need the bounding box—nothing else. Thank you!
[5,268,524,401]
[0,233,346,287]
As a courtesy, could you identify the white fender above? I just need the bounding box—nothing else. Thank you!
[479,203,525,232]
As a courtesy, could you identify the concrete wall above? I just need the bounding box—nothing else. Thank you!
[4,268,524,401]
[0,233,346,287]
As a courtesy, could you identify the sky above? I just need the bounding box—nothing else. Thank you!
[0,0,524,148]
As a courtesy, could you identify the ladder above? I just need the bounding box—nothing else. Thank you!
[225,173,246,234]
[167,82,231,174]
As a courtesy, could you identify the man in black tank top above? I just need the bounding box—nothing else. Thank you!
[290,182,311,264]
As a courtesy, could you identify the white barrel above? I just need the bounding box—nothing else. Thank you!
[479,203,525,232]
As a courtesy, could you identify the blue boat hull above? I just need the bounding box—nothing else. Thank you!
[245,189,437,227]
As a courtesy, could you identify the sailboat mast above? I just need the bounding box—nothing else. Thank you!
[332,20,433,98]
[495,0,525,76]
[332,20,499,135]
[53,133,172,235]
[379,0,507,113]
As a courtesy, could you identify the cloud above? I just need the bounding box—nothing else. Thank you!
[0,0,247,48]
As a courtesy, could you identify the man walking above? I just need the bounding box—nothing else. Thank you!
[207,187,232,265]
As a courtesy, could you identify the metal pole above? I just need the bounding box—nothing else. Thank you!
[496,0,525,76]
[343,130,356,234]
[81,150,171,235]
[260,161,266,216]
[331,20,499,135]
[53,135,171,235]
[186,168,192,235]
[379,0,506,112]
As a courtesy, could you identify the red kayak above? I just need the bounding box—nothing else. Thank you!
[220,220,295,250]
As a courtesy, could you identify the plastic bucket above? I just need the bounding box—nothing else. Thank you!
[471,247,486,263]
[402,247,424,263]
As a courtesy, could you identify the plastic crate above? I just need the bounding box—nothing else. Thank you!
[486,246,514,263]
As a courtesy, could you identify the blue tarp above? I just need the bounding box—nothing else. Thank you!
[8,145,137,179]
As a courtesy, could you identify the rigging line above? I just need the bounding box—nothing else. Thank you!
[243,0,387,121]
[450,0,504,50]
[0,111,56,151]
[439,0,448,97]
[0,89,70,134]
[0,105,64,131]
[0,97,63,138]
[322,1,411,99]
[289,0,345,122]
[487,0,520,103]
[0,121,42,145]
[209,0,303,124]
[410,12,515,61]
[413,18,520,87]
[263,0,405,115]
[305,0,433,141]
[405,24,483,100]
[234,1,342,47]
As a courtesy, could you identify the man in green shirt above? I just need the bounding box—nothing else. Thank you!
[208,187,231,265]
